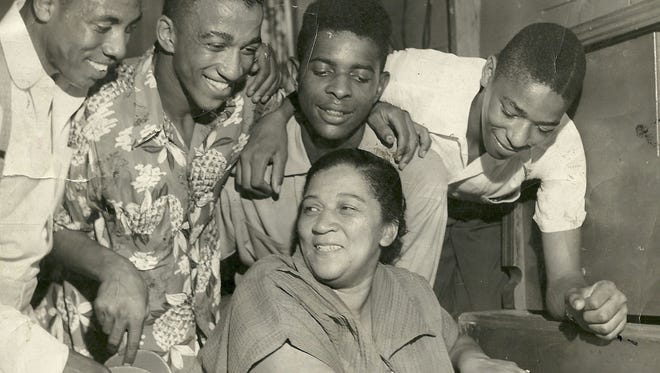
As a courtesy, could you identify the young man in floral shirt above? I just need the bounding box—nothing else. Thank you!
[35,0,282,371]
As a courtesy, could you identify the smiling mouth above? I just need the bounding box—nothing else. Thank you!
[314,244,343,252]
[204,76,229,92]
[494,135,516,153]
[318,106,352,123]
[88,60,110,73]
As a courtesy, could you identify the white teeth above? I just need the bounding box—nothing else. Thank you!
[204,77,229,91]
[315,244,342,252]
[323,109,345,116]
[88,61,108,72]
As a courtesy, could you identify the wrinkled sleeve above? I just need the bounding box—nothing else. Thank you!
[54,107,102,233]
[201,257,341,373]
[0,304,68,373]
[529,118,587,233]
[394,149,449,284]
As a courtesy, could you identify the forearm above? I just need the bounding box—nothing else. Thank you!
[545,272,588,320]
[450,334,489,370]
[52,229,131,283]
[541,228,586,320]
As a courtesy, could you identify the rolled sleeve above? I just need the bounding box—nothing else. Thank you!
[0,304,68,373]
[529,118,587,232]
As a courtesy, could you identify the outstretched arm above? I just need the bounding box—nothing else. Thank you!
[542,228,627,340]
[52,229,148,365]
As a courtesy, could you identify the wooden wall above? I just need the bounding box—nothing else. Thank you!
[480,0,650,57]
[295,0,450,52]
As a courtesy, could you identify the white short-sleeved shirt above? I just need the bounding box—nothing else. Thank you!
[381,48,586,232]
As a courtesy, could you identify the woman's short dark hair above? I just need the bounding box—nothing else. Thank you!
[303,149,407,264]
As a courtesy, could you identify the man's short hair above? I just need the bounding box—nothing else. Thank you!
[162,0,263,23]
[296,0,392,69]
[495,22,586,104]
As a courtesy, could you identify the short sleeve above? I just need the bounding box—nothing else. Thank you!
[54,108,103,233]
[528,118,587,232]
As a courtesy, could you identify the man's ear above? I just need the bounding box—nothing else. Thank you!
[156,15,176,54]
[285,57,300,93]
[32,0,57,23]
[379,222,398,248]
[374,71,390,103]
[481,55,497,88]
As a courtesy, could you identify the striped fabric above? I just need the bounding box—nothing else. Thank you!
[200,254,458,373]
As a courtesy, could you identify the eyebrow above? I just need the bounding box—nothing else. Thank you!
[502,96,560,127]
[302,193,367,203]
[310,57,375,72]
[94,13,142,25]
[199,32,261,47]
[200,31,234,42]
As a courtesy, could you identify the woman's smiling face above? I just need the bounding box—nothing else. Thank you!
[297,165,395,289]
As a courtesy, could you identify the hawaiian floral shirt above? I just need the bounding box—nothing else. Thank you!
[35,48,259,371]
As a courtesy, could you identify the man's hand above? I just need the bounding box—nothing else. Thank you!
[565,280,627,340]
[367,101,431,170]
[246,43,282,104]
[95,258,149,365]
[63,349,110,373]
[235,99,293,197]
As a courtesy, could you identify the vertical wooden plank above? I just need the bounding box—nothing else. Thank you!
[448,0,480,57]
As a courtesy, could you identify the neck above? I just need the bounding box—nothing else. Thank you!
[331,272,374,320]
[465,89,486,163]
[154,52,196,146]
[299,118,366,165]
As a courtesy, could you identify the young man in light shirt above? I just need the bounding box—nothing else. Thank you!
[381,23,627,340]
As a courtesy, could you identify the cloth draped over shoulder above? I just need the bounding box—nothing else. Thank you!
[200,254,459,373]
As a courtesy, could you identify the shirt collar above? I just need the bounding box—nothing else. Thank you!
[370,264,437,359]
[0,0,50,90]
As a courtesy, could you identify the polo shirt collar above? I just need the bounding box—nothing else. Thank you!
[0,0,50,90]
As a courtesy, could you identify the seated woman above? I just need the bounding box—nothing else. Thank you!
[200,149,525,373]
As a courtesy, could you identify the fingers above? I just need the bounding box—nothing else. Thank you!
[249,153,274,195]
[417,123,431,158]
[589,308,627,340]
[270,151,286,195]
[566,287,590,312]
[247,44,281,104]
[237,152,275,197]
[583,281,625,311]
[107,318,126,352]
[123,319,145,365]
[394,113,414,169]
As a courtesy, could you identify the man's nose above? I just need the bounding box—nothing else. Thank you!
[217,50,246,83]
[103,30,129,61]
[325,74,351,100]
[507,120,533,149]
